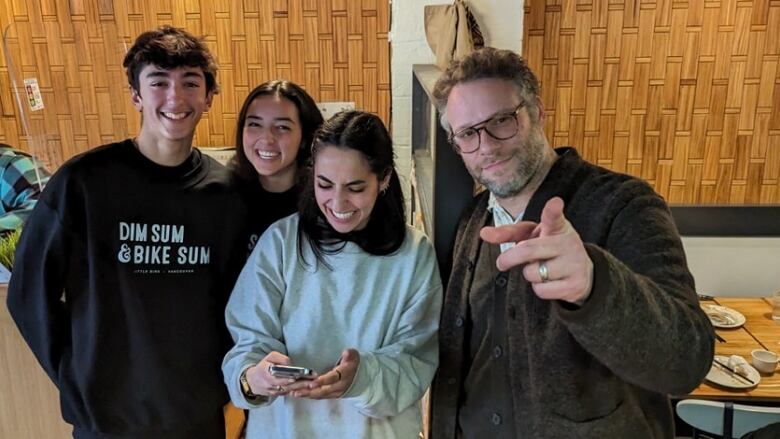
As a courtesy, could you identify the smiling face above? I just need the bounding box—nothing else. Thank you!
[242,94,303,192]
[131,64,213,153]
[446,78,548,199]
[313,145,389,234]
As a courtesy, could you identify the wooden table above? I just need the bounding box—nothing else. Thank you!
[686,297,780,402]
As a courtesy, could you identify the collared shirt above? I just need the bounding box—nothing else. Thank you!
[487,192,524,253]
[0,147,50,232]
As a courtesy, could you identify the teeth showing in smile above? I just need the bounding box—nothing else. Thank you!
[257,151,280,159]
[331,209,355,220]
[163,112,188,120]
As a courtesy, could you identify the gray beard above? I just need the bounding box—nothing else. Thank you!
[478,129,546,198]
[482,170,532,198]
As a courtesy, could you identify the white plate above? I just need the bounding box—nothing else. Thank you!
[701,304,746,329]
[706,355,760,389]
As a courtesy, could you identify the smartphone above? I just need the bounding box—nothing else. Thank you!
[268,365,315,380]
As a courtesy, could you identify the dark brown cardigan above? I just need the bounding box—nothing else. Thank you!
[430,147,714,438]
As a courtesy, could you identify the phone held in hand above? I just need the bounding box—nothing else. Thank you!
[268,365,315,379]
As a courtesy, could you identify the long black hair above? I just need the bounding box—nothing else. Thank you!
[229,80,324,183]
[298,111,406,268]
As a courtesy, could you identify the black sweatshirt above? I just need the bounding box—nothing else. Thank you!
[239,178,299,255]
[7,140,250,438]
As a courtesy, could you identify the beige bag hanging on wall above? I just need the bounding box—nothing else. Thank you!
[424,0,484,70]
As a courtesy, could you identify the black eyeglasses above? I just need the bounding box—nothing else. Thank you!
[448,102,525,154]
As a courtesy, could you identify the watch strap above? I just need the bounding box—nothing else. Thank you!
[239,368,266,403]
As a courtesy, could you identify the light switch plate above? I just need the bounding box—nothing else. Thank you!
[317,101,355,119]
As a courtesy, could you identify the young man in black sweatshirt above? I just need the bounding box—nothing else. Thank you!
[7,26,249,439]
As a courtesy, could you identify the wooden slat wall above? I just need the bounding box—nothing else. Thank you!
[523,0,780,204]
[0,0,390,170]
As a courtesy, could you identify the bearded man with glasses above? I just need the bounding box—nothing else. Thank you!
[428,47,714,439]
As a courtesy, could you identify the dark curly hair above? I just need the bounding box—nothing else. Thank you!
[433,47,541,129]
[122,25,219,95]
[298,111,406,269]
[228,80,323,183]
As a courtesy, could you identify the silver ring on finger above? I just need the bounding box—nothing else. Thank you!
[276,384,284,392]
[538,261,550,283]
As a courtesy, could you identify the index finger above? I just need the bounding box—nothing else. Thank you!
[285,377,317,393]
[539,197,567,236]
[480,222,537,245]
[264,351,291,365]
[293,372,342,399]
[310,369,341,388]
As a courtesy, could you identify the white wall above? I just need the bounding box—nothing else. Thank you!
[682,237,780,297]
[389,0,524,203]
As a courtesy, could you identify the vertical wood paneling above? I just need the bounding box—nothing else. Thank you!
[524,0,780,204]
[0,0,391,170]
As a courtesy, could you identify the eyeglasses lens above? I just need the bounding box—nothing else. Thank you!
[453,113,519,153]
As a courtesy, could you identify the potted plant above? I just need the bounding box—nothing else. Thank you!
[0,228,22,272]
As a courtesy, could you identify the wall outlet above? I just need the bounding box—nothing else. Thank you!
[317,101,355,119]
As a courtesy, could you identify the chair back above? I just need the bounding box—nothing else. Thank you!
[676,399,780,439]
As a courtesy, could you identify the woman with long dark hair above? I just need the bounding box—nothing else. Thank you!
[223,111,442,438]
[230,80,324,251]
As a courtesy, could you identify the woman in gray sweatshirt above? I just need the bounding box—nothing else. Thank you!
[223,111,443,439]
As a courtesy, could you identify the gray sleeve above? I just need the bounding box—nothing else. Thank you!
[221,229,287,409]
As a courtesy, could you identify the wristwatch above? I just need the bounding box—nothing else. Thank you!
[239,369,266,403]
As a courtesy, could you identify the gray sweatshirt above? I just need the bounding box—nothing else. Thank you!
[223,214,443,438]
